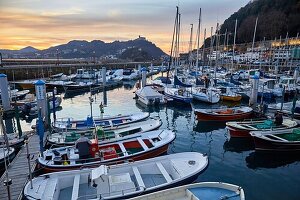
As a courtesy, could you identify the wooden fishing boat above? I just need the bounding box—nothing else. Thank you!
[0,147,15,168]
[226,119,297,138]
[24,152,208,200]
[194,107,253,121]
[130,182,245,200]
[52,112,150,131]
[250,128,300,152]
[38,130,175,173]
[47,119,162,146]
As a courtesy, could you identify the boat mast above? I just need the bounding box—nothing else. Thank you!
[188,24,194,70]
[202,28,206,73]
[167,6,179,81]
[214,23,219,80]
[176,13,181,73]
[250,16,258,70]
[196,8,201,75]
[209,27,214,68]
[232,19,237,71]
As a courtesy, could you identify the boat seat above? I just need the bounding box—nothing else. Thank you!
[156,162,172,183]
[136,137,149,150]
[132,166,145,190]
[41,178,58,199]
[71,174,80,200]
[118,143,128,156]
[147,137,156,147]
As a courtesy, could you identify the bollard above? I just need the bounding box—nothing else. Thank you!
[150,63,154,74]
[52,87,57,122]
[293,68,299,84]
[275,64,279,75]
[141,68,147,88]
[102,67,106,87]
[138,64,142,77]
[0,74,11,111]
[250,75,259,107]
[34,80,47,124]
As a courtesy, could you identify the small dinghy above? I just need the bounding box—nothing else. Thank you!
[226,119,297,138]
[38,130,175,173]
[47,119,162,146]
[24,152,208,200]
[220,88,242,102]
[250,128,300,152]
[195,107,253,121]
[52,112,150,131]
[0,147,15,168]
[130,182,245,200]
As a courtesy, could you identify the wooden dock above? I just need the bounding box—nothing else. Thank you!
[0,133,44,200]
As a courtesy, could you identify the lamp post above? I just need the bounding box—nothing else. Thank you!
[56,49,59,66]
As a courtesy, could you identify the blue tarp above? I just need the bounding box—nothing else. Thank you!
[174,75,192,87]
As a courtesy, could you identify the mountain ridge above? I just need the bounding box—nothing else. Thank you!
[0,37,166,60]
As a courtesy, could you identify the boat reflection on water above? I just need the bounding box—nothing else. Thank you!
[123,80,137,90]
[246,151,300,169]
[135,100,164,113]
[194,121,226,133]
[223,137,254,153]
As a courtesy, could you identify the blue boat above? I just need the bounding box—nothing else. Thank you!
[52,112,150,130]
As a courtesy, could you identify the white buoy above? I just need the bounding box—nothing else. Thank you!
[102,67,106,87]
[0,74,11,111]
[250,75,259,107]
[34,80,47,121]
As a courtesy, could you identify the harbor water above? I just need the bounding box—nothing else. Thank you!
[12,77,300,200]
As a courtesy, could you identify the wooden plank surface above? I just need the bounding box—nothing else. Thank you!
[0,132,46,200]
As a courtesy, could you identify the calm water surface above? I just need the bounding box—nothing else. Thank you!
[16,77,300,200]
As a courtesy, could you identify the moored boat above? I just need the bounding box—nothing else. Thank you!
[250,128,300,152]
[38,129,175,173]
[130,182,245,200]
[226,119,297,138]
[24,152,208,200]
[220,92,242,102]
[195,107,253,121]
[0,147,15,168]
[135,86,167,106]
[192,87,220,104]
[52,112,150,131]
[47,118,162,146]
[164,87,192,104]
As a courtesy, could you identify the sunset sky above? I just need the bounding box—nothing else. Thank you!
[0,0,249,53]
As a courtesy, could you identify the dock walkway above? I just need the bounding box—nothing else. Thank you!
[0,133,43,200]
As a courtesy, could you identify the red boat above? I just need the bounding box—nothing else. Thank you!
[226,119,297,138]
[37,130,175,173]
[194,107,253,121]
